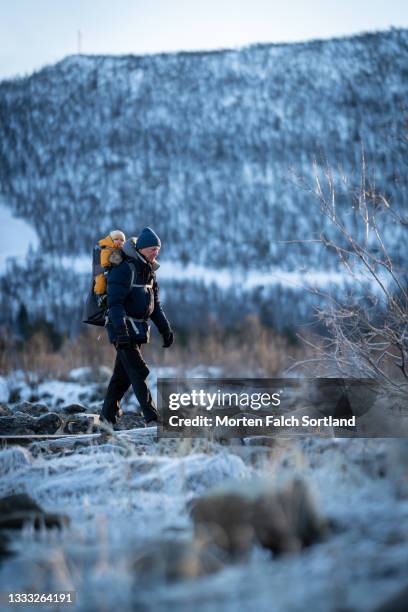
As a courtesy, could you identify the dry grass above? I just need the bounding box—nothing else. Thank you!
[0,316,315,381]
[145,315,311,376]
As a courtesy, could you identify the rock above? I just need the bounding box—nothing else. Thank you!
[0,404,13,416]
[63,414,100,434]
[133,538,223,581]
[191,477,327,558]
[14,401,35,413]
[253,478,326,552]
[16,402,49,416]
[243,436,278,448]
[0,492,41,513]
[35,412,62,434]
[191,491,254,557]
[68,366,112,384]
[62,403,88,414]
[0,412,62,435]
[0,493,69,529]
[28,393,40,403]
[0,415,38,435]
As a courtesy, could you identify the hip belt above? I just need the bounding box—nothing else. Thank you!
[126,315,149,336]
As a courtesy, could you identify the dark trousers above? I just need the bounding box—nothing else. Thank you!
[101,344,158,423]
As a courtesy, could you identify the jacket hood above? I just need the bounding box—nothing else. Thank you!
[99,235,115,248]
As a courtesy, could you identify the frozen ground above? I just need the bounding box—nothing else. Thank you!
[0,371,408,611]
[0,365,223,414]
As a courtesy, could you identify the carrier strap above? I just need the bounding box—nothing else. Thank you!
[126,316,148,335]
[128,262,153,289]
[132,283,153,288]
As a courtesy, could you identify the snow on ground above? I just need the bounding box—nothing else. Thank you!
[0,434,407,611]
[1,370,408,611]
[1,365,224,413]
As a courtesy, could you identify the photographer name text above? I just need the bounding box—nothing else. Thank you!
[167,414,356,428]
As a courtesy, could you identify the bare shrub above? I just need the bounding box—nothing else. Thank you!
[294,147,408,386]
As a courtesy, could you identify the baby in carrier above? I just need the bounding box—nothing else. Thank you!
[94,229,126,306]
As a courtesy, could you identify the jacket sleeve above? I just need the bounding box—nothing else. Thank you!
[149,278,171,336]
[107,263,132,335]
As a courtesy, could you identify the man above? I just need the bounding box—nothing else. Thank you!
[100,227,174,427]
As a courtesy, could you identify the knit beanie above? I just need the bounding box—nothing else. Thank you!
[136,227,161,250]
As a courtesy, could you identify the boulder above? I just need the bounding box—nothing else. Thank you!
[0,412,62,435]
[0,415,38,435]
[192,492,253,558]
[16,402,49,416]
[253,478,326,552]
[61,403,88,415]
[14,401,35,413]
[191,477,327,558]
[0,493,70,529]
[35,412,62,434]
[28,393,40,403]
[63,414,100,434]
[0,404,13,416]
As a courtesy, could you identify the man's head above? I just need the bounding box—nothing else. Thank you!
[136,227,161,263]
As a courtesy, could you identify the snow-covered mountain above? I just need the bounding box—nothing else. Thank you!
[0,29,407,332]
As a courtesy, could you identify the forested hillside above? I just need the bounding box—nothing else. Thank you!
[0,29,407,332]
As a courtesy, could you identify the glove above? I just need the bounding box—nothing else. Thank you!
[162,330,174,348]
[115,334,132,349]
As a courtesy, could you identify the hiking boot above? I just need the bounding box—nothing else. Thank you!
[100,408,123,425]
[99,412,117,426]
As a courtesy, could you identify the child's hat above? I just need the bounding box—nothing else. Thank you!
[109,230,126,242]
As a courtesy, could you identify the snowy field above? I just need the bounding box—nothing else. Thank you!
[0,369,408,611]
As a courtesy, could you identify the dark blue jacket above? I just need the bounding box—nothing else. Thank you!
[106,249,171,343]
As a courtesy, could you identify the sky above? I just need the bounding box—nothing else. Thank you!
[1,0,408,79]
